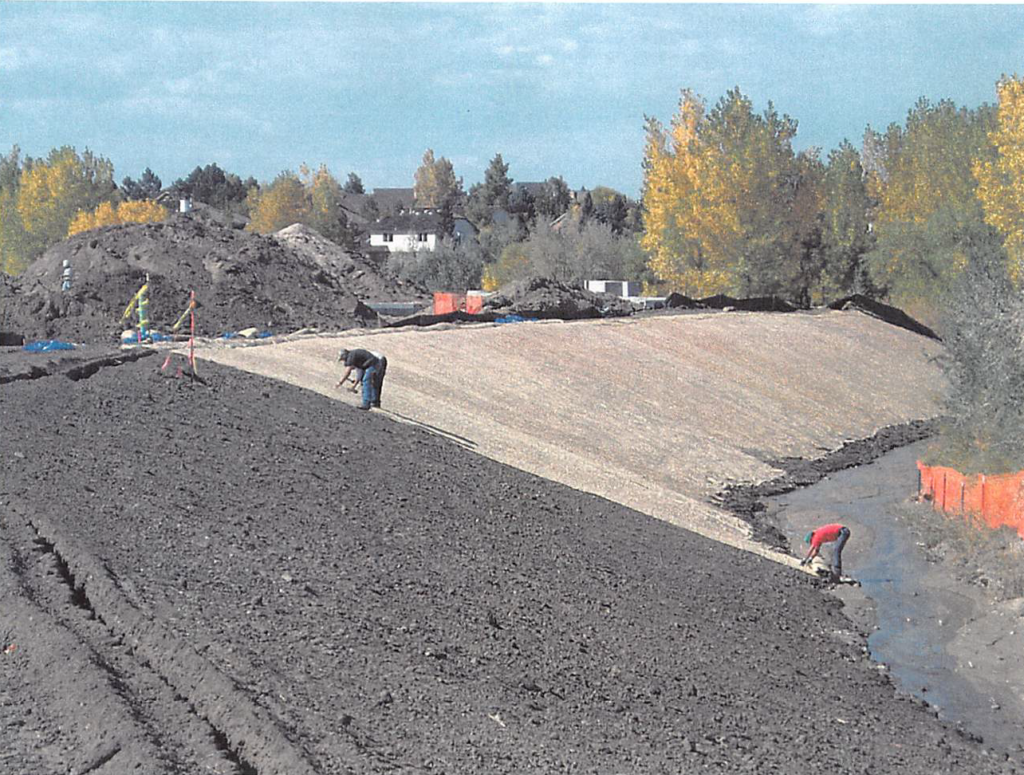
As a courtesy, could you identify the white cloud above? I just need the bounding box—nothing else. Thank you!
[535,54,555,67]
[798,5,864,38]
[0,45,44,72]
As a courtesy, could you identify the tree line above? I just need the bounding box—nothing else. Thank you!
[4,74,1024,323]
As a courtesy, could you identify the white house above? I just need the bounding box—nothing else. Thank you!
[586,280,642,298]
[368,213,443,253]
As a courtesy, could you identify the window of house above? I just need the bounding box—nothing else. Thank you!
[383,233,393,242]
[417,233,428,242]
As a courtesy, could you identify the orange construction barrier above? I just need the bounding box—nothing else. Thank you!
[433,292,485,315]
[917,461,1024,537]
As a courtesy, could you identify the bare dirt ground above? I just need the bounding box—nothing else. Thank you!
[1,345,1015,774]
[198,309,945,568]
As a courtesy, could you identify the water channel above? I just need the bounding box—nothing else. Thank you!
[767,439,1024,757]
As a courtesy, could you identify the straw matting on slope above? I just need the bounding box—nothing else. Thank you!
[195,310,944,563]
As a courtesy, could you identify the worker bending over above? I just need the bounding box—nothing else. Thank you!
[336,348,386,410]
[800,523,851,583]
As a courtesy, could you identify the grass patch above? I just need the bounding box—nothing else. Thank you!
[896,500,1024,600]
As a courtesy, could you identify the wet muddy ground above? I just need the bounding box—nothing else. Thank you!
[768,440,1024,762]
[1,351,1018,773]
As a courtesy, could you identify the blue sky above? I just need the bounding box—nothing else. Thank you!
[2,3,1023,198]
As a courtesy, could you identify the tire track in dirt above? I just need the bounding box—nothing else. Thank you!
[2,505,331,775]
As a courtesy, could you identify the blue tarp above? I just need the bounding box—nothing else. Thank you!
[23,340,75,352]
[495,315,533,324]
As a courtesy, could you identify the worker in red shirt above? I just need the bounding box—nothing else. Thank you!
[800,523,851,582]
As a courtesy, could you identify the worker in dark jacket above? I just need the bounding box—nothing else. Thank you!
[800,523,851,582]
[336,348,385,410]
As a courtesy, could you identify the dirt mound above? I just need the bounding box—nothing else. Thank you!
[273,223,430,304]
[3,214,379,343]
[698,294,800,312]
[828,294,939,340]
[663,291,704,309]
[483,276,634,319]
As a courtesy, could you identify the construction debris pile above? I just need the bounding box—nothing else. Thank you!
[0,215,419,344]
[273,223,430,305]
[483,277,635,320]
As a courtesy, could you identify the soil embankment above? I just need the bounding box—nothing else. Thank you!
[0,353,1011,774]
[199,309,945,566]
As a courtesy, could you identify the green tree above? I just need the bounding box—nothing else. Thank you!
[595,192,629,235]
[864,98,996,317]
[121,167,162,201]
[343,172,365,195]
[506,185,536,228]
[169,163,256,213]
[783,149,826,306]
[482,153,512,207]
[0,145,21,192]
[535,176,572,221]
[934,236,1024,472]
[0,146,27,274]
[390,240,484,291]
[819,141,874,299]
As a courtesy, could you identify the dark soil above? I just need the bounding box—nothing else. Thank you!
[698,294,800,313]
[1,213,391,345]
[713,419,940,551]
[827,294,939,340]
[663,292,704,309]
[0,356,1012,774]
[484,277,634,319]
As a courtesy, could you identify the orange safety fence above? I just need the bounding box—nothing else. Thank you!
[917,461,1024,538]
[433,292,485,315]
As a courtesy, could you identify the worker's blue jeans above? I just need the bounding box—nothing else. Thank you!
[361,364,379,408]
[831,527,851,578]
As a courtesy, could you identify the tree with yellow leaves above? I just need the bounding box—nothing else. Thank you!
[641,91,729,296]
[305,164,355,246]
[246,171,310,234]
[413,149,463,229]
[16,146,117,262]
[67,199,168,236]
[974,74,1024,283]
[641,88,802,298]
[864,98,997,317]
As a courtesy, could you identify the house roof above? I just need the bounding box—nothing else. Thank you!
[372,187,416,211]
[371,212,444,234]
